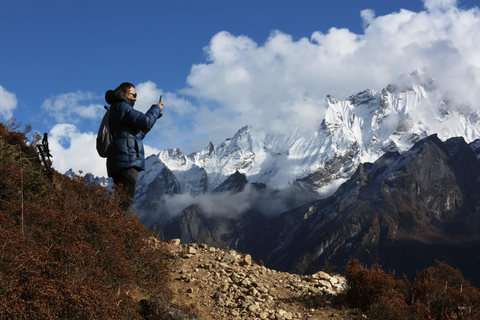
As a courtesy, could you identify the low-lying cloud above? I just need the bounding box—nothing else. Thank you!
[139,183,320,227]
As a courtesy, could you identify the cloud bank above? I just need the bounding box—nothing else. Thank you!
[139,183,318,225]
[182,0,480,143]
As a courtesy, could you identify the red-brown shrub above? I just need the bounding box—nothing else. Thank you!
[0,122,191,319]
[344,259,480,320]
[344,259,404,311]
[411,261,480,319]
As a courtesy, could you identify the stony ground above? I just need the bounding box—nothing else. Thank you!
[165,240,364,320]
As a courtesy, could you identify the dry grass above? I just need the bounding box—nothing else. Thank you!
[0,122,198,319]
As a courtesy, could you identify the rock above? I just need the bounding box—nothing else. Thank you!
[318,279,333,290]
[181,246,197,256]
[239,254,252,266]
[223,253,237,263]
[248,303,259,312]
[276,309,287,320]
[312,271,331,281]
[169,238,181,245]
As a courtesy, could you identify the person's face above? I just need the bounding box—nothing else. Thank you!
[125,87,137,101]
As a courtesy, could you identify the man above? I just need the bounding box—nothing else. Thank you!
[104,82,163,212]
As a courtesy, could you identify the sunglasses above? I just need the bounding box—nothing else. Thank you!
[126,92,137,98]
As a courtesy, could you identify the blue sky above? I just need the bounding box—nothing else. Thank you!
[1,0,479,177]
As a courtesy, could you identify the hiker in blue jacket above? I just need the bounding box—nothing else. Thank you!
[104,82,163,212]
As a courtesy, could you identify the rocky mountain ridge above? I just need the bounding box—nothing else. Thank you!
[133,69,480,222]
[256,134,480,284]
[160,133,480,287]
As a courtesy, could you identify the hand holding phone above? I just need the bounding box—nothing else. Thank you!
[157,95,163,111]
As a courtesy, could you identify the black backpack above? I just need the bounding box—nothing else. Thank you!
[96,106,113,158]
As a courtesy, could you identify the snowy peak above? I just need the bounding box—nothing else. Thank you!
[136,70,480,206]
[322,69,479,162]
[396,67,438,93]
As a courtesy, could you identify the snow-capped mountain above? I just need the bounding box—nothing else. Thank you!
[148,133,480,286]
[128,69,480,285]
[134,68,480,215]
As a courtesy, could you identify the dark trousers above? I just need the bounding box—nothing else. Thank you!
[111,168,139,213]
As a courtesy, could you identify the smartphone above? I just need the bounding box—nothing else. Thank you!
[159,94,163,103]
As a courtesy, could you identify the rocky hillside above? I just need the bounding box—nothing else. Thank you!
[163,237,480,320]
[164,239,356,320]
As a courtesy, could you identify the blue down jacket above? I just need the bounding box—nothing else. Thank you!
[105,87,162,176]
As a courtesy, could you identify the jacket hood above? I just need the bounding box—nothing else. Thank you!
[105,87,128,105]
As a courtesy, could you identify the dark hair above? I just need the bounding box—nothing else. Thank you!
[119,82,135,93]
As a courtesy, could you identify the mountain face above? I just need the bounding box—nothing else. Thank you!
[151,134,480,285]
[129,69,480,284]
[253,135,480,285]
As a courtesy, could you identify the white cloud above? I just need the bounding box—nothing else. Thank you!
[41,91,104,123]
[161,188,253,218]
[423,0,457,12]
[153,184,293,220]
[180,1,480,147]
[144,144,161,157]
[135,81,163,113]
[48,123,106,177]
[361,9,376,28]
[135,81,196,115]
[0,86,18,120]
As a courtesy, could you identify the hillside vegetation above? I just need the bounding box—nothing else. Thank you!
[0,122,196,319]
